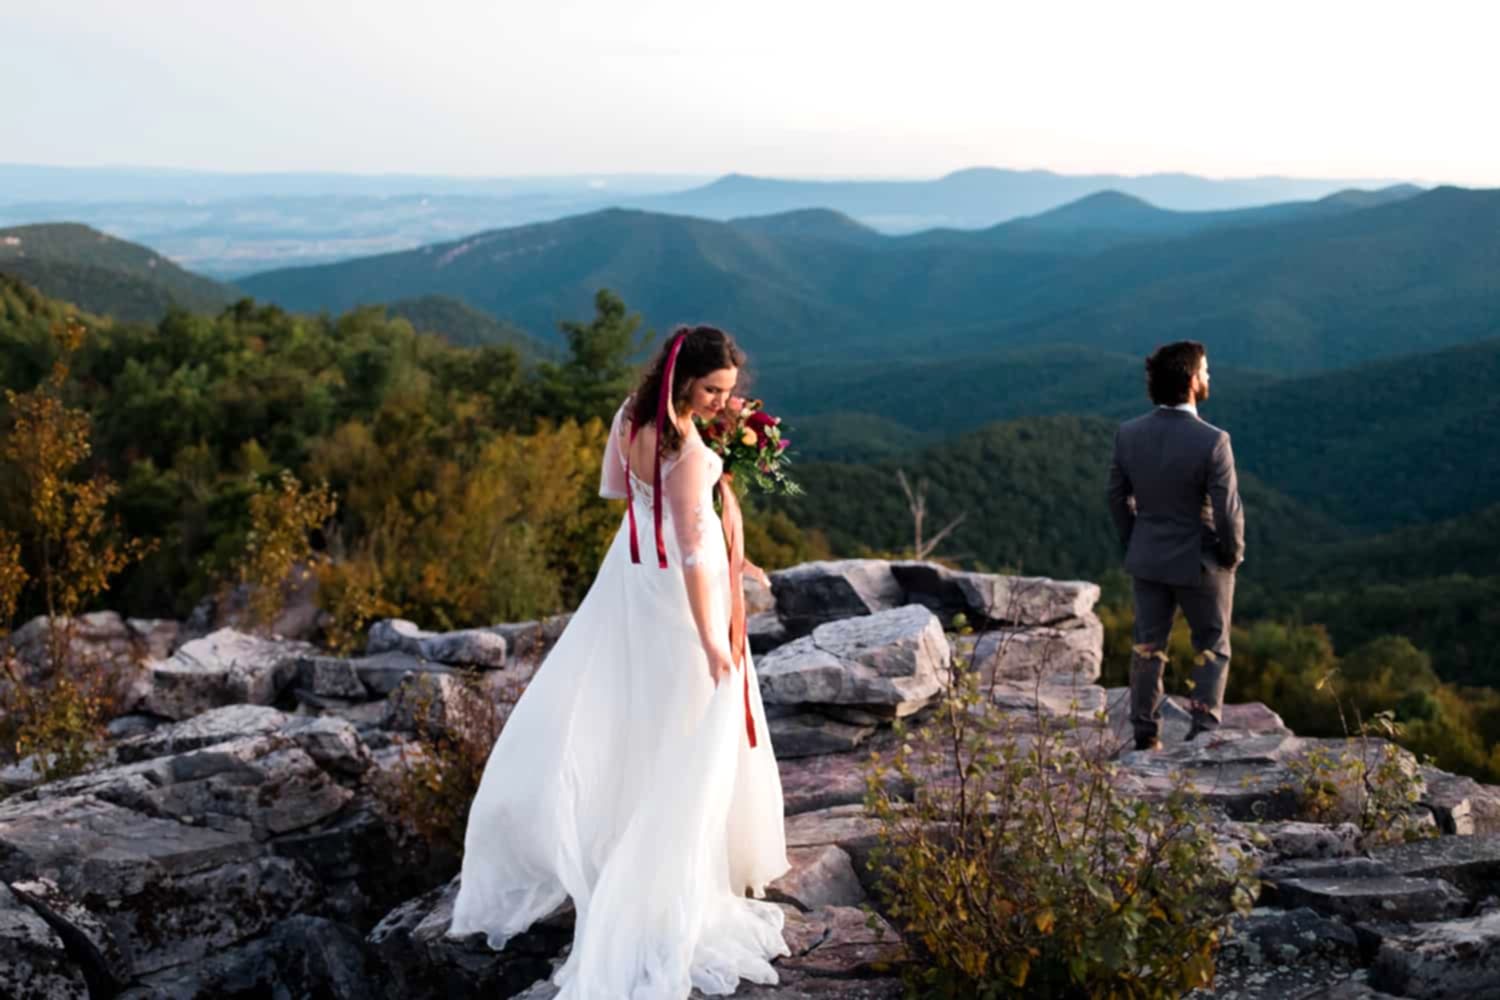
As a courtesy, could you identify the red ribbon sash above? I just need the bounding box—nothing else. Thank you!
[717,479,757,749]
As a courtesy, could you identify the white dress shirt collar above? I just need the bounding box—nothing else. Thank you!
[1159,402,1198,416]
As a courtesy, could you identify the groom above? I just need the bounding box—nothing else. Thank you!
[1107,341,1245,752]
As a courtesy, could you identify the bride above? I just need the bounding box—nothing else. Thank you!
[448,324,791,998]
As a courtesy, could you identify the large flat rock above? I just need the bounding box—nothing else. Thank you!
[114,704,291,763]
[1368,834,1500,900]
[758,605,950,717]
[1107,691,1291,747]
[1270,876,1466,924]
[0,793,320,975]
[1370,908,1500,998]
[0,794,262,893]
[779,750,910,816]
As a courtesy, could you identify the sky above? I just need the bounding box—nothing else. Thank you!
[5,0,1499,186]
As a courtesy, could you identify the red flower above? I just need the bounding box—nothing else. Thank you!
[747,410,776,431]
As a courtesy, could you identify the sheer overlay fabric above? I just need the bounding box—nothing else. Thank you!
[449,401,790,998]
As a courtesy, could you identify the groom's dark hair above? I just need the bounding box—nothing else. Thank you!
[1145,341,1206,405]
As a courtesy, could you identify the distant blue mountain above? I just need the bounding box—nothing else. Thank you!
[627,167,1413,231]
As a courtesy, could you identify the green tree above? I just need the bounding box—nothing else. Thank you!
[534,289,651,425]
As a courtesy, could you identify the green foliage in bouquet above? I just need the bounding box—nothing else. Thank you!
[699,397,802,498]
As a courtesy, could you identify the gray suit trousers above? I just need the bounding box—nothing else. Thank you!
[1129,564,1235,739]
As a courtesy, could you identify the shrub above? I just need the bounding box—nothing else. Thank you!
[1283,668,1433,846]
[231,469,337,634]
[866,617,1256,998]
[379,669,514,860]
[0,319,154,780]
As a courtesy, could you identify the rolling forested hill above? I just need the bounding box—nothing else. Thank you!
[0,222,234,323]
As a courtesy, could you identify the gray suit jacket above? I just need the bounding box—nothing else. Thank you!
[1107,408,1245,587]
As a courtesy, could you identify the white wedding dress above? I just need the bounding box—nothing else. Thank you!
[448,401,790,998]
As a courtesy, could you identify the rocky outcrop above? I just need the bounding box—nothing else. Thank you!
[7,558,1500,998]
[0,705,429,992]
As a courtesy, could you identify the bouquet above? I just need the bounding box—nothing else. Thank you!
[698,396,803,497]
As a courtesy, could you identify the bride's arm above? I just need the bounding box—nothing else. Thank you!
[598,402,630,499]
[667,449,734,685]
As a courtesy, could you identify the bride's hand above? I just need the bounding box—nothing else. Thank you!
[706,645,736,687]
[744,562,771,589]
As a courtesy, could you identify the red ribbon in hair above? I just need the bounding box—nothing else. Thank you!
[623,328,758,748]
[625,331,687,569]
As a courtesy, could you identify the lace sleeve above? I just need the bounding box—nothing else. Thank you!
[599,402,630,500]
[665,445,719,568]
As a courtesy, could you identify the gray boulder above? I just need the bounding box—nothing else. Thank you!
[1370,908,1500,998]
[0,881,89,999]
[297,654,370,699]
[349,649,457,697]
[145,629,317,720]
[758,605,951,717]
[484,613,572,667]
[771,560,905,637]
[749,611,790,655]
[768,845,867,911]
[1420,766,1500,835]
[368,618,507,668]
[891,561,1101,626]
[969,615,1103,685]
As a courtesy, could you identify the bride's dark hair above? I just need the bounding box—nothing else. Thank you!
[629,324,746,453]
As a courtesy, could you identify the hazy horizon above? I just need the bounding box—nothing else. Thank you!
[5,0,1498,188]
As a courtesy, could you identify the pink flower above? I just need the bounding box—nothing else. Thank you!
[728,396,747,414]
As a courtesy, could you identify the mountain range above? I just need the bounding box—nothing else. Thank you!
[237,184,1497,377]
[1,164,1411,275]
